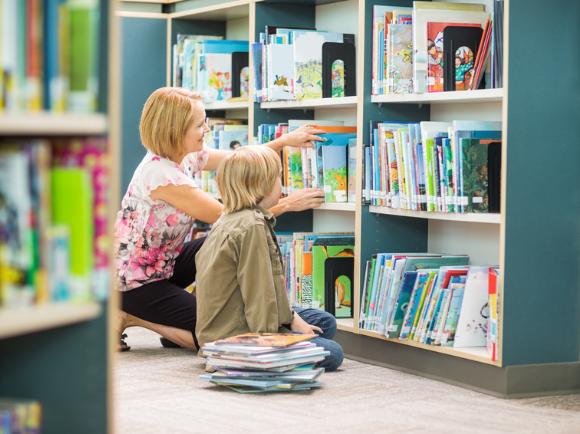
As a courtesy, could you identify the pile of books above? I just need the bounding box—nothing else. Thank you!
[200,333,328,393]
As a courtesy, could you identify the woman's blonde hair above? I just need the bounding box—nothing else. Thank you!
[217,145,282,214]
[139,87,202,159]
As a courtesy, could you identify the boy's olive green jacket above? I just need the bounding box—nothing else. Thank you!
[195,206,293,347]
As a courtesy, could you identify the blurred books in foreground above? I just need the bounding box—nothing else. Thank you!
[200,333,327,393]
[0,399,42,433]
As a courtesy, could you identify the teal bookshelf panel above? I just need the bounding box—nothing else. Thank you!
[0,306,109,434]
[121,17,168,192]
[502,0,580,366]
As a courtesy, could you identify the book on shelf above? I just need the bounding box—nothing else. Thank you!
[0,139,109,308]
[372,2,502,96]
[252,26,356,102]
[0,0,100,113]
[363,119,501,215]
[277,232,354,318]
[258,121,356,204]
[0,399,42,432]
[172,36,249,103]
[200,333,327,393]
[359,253,499,358]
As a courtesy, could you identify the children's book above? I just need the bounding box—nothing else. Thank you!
[389,23,413,94]
[212,333,315,348]
[266,43,294,101]
[321,145,348,203]
[348,138,357,203]
[453,266,489,348]
[292,30,343,100]
[311,238,355,314]
[412,2,487,93]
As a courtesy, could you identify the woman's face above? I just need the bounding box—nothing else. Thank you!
[183,100,210,154]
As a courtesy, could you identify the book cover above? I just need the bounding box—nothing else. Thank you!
[311,239,354,312]
[443,25,483,91]
[453,266,490,348]
[412,3,487,93]
[202,53,232,101]
[321,145,348,203]
[348,138,357,203]
[212,333,315,347]
[389,23,413,94]
[266,44,294,101]
[292,30,343,100]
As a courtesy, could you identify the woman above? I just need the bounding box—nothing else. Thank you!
[116,87,324,351]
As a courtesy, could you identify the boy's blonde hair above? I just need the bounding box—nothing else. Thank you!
[139,87,202,158]
[217,145,282,214]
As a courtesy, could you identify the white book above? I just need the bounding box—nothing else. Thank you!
[453,266,490,348]
[267,44,294,101]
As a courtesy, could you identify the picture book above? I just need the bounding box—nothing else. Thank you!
[321,145,348,203]
[311,238,355,314]
[412,2,487,93]
[443,25,483,91]
[348,138,357,203]
[212,333,316,348]
[389,23,413,94]
[266,43,294,101]
[454,266,489,348]
[292,30,343,100]
[427,22,481,92]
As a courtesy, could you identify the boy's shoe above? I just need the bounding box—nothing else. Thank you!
[160,337,182,348]
[119,333,131,352]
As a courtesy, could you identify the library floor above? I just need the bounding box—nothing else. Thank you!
[116,328,580,434]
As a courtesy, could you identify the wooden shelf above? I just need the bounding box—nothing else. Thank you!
[369,206,501,224]
[336,318,356,332]
[371,88,503,105]
[261,96,357,110]
[357,328,499,366]
[0,302,102,339]
[0,112,108,135]
[171,0,251,20]
[316,202,356,212]
[204,100,249,111]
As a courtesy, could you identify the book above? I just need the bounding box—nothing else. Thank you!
[321,145,348,203]
[453,266,490,348]
[211,333,315,347]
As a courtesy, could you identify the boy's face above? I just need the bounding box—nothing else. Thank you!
[259,177,282,209]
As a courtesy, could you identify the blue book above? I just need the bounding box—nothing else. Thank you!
[399,270,432,340]
[315,133,356,189]
[387,271,418,338]
[202,40,249,54]
[321,145,347,203]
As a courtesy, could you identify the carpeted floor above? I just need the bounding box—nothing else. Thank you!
[116,328,580,434]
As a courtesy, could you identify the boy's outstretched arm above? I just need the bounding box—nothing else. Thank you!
[236,221,293,332]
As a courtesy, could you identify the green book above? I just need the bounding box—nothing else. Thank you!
[51,168,93,299]
[311,239,354,316]
[460,138,491,213]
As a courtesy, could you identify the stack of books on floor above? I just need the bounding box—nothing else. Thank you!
[200,333,328,393]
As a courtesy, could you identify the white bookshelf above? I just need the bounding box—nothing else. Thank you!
[357,328,498,366]
[371,88,503,104]
[170,0,251,20]
[261,96,357,110]
[317,202,356,212]
[0,302,102,339]
[0,112,108,135]
[204,100,250,111]
[369,206,500,224]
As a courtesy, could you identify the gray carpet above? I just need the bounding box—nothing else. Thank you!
[116,328,580,434]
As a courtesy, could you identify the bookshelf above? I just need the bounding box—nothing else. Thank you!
[371,88,503,104]
[0,303,102,340]
[118,0,580,397]
[261,96,358,110]
[0,113,109,136]
[0,1,119,433]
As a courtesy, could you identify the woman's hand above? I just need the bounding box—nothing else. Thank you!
[290,312,323,335]
[270,188,325,216]
[268,125,326,152]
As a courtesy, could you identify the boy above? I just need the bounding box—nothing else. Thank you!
[195,146,343,371]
